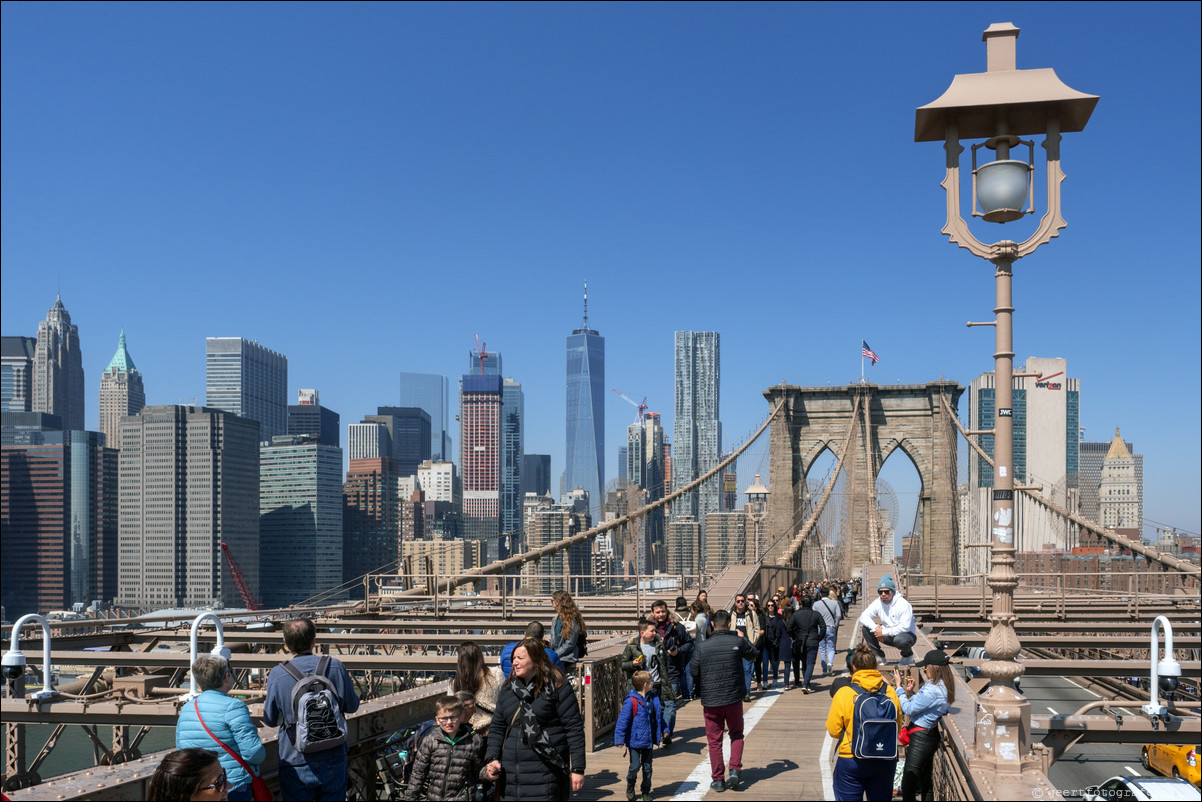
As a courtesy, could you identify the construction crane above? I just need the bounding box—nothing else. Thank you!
[612,389,647,423]
[220,542,261,611]
[474,334,488,374]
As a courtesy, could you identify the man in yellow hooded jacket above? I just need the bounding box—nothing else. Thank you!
[825,643,905,801]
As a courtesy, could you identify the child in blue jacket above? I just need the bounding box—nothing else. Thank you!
[614,670,664,802]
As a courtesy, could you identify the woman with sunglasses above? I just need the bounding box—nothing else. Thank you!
[148,748,230,801]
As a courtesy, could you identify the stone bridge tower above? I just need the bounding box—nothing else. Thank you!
[764,382,964,580]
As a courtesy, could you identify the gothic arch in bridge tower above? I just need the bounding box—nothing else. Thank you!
[763,382,964,581]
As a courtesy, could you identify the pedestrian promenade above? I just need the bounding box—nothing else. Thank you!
[578,606,868,801]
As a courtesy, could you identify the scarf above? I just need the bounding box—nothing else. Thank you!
[509,676,569,775]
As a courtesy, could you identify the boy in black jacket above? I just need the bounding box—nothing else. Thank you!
[404,696,486,801]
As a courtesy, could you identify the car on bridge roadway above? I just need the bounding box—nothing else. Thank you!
[1083,775,1201,801]
[1142,744,1200,787]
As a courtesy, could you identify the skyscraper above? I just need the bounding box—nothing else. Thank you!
[1,429,117,618]
[565,285,604,521]
[288,389,340,447]
[33,296,86,431]
[99,330,145,448]
[1098,427,1142,536]
[1079,434,1143,530]
[117,406,260,609]
[627,412,666,572]
[205,337,288,441]
[460,373,503,561]
[673,331,721,540]
[367,407,431,476]
[400,372,452,460]
[260,435,343,607]
[343,457,399,592]
[501,378,524,547]
[1,336,37,412]
[966,356,1081,560]
[521,454,551,498]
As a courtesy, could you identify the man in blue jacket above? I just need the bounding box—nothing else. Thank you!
[176,655,265,801]
[263,618,360,801]
[499,621,564,677]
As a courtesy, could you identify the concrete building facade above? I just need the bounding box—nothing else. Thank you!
[205,338,288,441]
[1,336,37,413]
[117,405,260,609]
[260,435,344,607]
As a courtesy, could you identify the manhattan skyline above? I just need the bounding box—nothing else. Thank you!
[2,3,1199,540]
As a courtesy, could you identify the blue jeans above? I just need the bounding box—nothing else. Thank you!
[278,755,349,801]
[742,658,755,695]
[658,688,677,739]
[820,628,839,674]
[833,755,896,802]
[681,656,694,698]
[627,746,653,793]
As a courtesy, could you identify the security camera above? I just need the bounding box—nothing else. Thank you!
[2,651,27,681]
[1159,675,1180,694]
[1157,657,1181,694]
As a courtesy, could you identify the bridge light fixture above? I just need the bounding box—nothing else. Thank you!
[1142,615,1182,722]
[181,612,230,701]
[744,474,769,564]
[3,614,56,700]
[916,22,1096,779]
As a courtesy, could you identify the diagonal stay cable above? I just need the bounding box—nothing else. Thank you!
[937,392,1199,578]
[400,403,786,597]
[775,393,863,566]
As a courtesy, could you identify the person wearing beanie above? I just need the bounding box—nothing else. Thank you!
[855,574,918,666]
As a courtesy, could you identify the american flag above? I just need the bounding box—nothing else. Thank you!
[862,340,880,365]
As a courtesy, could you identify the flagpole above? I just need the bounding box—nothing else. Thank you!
[861,341,865,382]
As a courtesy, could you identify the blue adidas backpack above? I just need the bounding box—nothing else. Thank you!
[850,684,899,760]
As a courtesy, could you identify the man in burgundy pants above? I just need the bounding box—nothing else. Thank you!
[689,609,760,792]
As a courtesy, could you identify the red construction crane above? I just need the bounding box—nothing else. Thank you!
[612,389,648,423]
[220,542,261,611]
[474,334,488,374]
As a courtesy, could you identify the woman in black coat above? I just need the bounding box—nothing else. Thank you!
[786,595,826,693]
[484,639,586,800]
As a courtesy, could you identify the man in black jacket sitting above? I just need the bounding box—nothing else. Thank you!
[689,610,759,793]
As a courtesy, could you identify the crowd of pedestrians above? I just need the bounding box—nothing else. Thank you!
[152,575,952,801]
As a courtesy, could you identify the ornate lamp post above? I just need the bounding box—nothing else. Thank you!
[745,474,769,564]
[916,23,1097,777]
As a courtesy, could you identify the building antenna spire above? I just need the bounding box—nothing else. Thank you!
[582,280,589,329]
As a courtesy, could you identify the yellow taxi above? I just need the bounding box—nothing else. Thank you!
[1142,743,1200,787]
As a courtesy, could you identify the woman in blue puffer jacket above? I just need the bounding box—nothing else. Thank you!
[176,655,265,801]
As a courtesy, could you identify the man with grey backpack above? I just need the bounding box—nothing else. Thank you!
[264,618,360,800]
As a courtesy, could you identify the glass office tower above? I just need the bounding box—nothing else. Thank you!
[566,288,604,521]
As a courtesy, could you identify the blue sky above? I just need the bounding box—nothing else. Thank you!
[3,2,1199,543]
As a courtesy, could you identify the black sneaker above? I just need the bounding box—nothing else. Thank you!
[727,769,741,791]
[710,780,726,793]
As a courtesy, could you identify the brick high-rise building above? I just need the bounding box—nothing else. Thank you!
[33,296,86,431]
[117,405,260,609]
[343,457,399,592]
[460,373,503,561]
[99,330,145,448]
[1,430,117,618]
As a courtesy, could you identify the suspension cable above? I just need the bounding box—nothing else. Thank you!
[938,393,1200,578]
[398,401,786,597]
[775,393,863,566]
